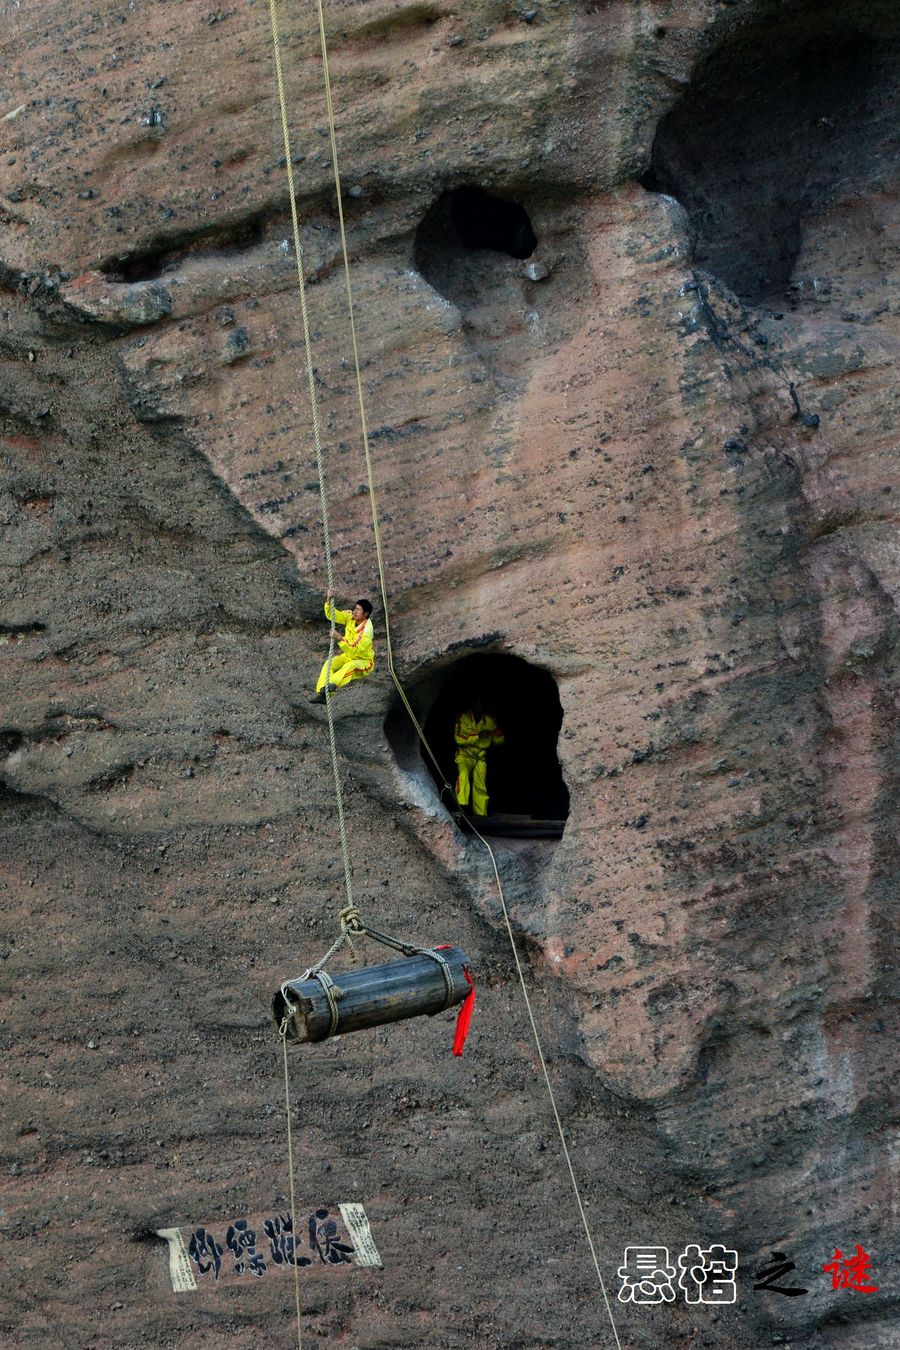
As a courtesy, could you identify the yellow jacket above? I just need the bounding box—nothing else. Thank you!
[454,710,503,752]
[325,600,374,666]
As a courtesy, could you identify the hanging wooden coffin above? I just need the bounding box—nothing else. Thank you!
[273,946,472,1045]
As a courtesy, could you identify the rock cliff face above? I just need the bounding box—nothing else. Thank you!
[2,1,897,1346]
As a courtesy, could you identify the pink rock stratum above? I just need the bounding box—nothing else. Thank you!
[1,1,897,1346]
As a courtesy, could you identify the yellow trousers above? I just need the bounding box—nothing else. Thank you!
[316,653,373,693]
[455,747,490,816]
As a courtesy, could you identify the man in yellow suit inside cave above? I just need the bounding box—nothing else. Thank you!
[454,701,504,817]
[310,590,374,703]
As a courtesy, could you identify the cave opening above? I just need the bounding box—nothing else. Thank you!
[386,653,569,838]
[447,186,537,259]
[641,0,900,305]
[412,186,543,381]
[414,185,537,298]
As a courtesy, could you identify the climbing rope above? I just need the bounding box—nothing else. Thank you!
[309,0,451,793]
[266,1,623,1344]
[462,817,622,1345]
[279,1017,304,1350]
[267,0,354,918]
[267,4,356,1345]
[307,4,623,1344]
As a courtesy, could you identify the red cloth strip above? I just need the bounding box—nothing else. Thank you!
[453,966,475,1057]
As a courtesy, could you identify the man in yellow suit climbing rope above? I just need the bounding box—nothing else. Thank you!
[454,701,504,817]
[310,590,375,703]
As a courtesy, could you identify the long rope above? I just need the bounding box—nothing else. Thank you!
[308,3,622,1343]
[267,6,356,1346]
[310,0,449,795]
[464,818,623,1345]
[281,1022,304,1349]
[267,0,354,913]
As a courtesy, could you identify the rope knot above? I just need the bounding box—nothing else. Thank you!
[339,905,363,934]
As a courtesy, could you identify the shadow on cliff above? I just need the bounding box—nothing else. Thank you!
[642,0,900,309]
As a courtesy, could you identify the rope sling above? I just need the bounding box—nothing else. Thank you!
[299,907,456,1035]
[275,904,473,1049]
[265,3,623,1347]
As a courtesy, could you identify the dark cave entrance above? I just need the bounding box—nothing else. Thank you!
[386,653,569,838]
[414,185,537,301]
[412,186,543,383]
[641,0,900,304]
[446,186,537,259]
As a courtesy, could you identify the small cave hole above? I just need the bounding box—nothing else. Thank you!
[386,653,569,838]
[414,185,537,300]
[447,186,537,259]
[413,186,542,378]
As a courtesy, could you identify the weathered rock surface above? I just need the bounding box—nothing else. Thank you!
[2,1,897,1346]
